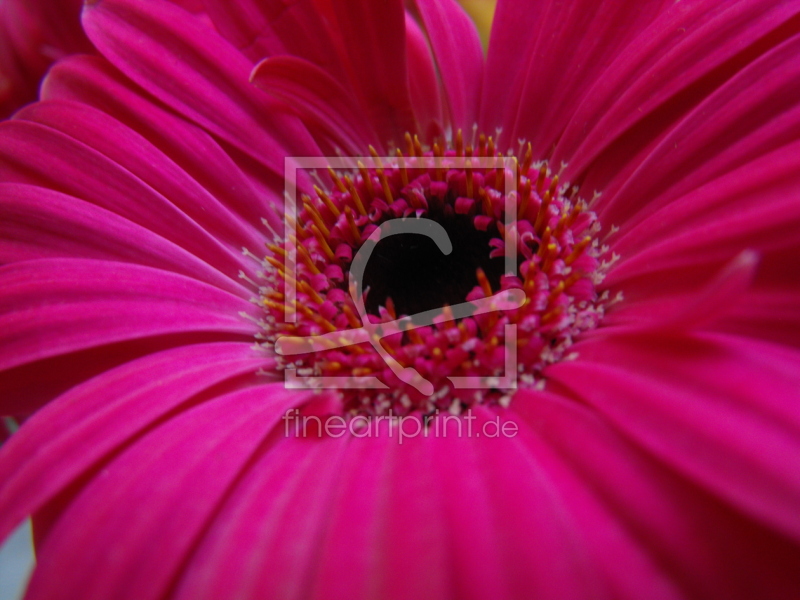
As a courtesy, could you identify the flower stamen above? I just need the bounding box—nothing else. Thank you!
[259,133,613,415]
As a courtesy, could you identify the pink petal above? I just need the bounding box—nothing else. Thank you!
[0,342,268,545]
[512,389,800,599]
[601,250,761,334]
[480,0,670,153]
[250,56,376,154]
[201,0,347,76]
[404,13,444,139]
[717,287,800,349]
[0,0,90,116]
[323,0,416,145]
[176,411,607,600]
[172,428,352,600]
[547,331,800,543]
[0,183,247,298]
[22,384,307,600]
[82,0,320,180]
[0,259,257,374]
[0,120,258,279]
[16,99,267,260]
[414,0,483,131]
[558,0,800,181]
[41,54,284,234]
[590,23,800,227]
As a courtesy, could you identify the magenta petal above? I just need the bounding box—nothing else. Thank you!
[201,0,347,77]
[326,1,416,145]
[512,389,800,599]
[0,259,257,374]
[718,287,800,349]
[0,342,267,545]
[415,0,483,131]
[172,431,352,600]
[0,120,258,279]
[0,183,247,297]
[600,140,800,336]
[41,54,284,230]
[548,331,800,542]
[0,0,90,117]
[481,0,669,152]
[174,413,603,600]
[591,24,800,227]
[250,56,376,153]
[22,384,306,600]
[602,250,761,334]
[404,13,444,138]
[82,0,320,178]
[16,99,267,259]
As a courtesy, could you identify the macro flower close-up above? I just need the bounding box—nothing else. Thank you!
[1,0,799,598]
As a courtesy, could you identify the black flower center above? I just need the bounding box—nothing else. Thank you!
[362,210,506,317]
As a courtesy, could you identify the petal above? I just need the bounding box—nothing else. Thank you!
[82,0,320,179]
[0,259,256,375]
[16,99,267,261]
[22,384,306,600]
[0,119,257,279]
[480,0,670,153]
[0,0,90,117]
[414,0,484,131]
[204,0,420,144]
[0,342,268,545]
[404,13,444,139]
[323,0,416,145]
[201,0,346,73]
[172,428,352,600]
[591,23,800,227]
[557,0,800,183]
[250,56,375,154]
[0,183,246,298]
[512,389,800,599]
[178,411,606,600]
[41,54,285,234]
[547,331,800,542]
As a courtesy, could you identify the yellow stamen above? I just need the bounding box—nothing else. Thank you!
[357,161,374,200]
[413,135,423,158]
[343,304,363,329]
[314,185,340,218]
[521,142,533,176]
[536,164,547,195]
[327,166,347,193]
[298,280,324,305]
[517,178,531,219]
[396,149,409,186]
[565,237,591,265]
[344,205,362,241]
[303,198,330,238]
[405,132,416,157]
[476,267,493,297]
[345,175,367,216]
[535,190,552,233]
[310,224,335,261]
[377,168,393,204]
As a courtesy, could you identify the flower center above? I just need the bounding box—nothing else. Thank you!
[259,132,612,416]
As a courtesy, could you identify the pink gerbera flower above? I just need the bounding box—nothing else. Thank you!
[1,0,800,598]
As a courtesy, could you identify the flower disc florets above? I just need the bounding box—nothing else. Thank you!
[259,132,613,416]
